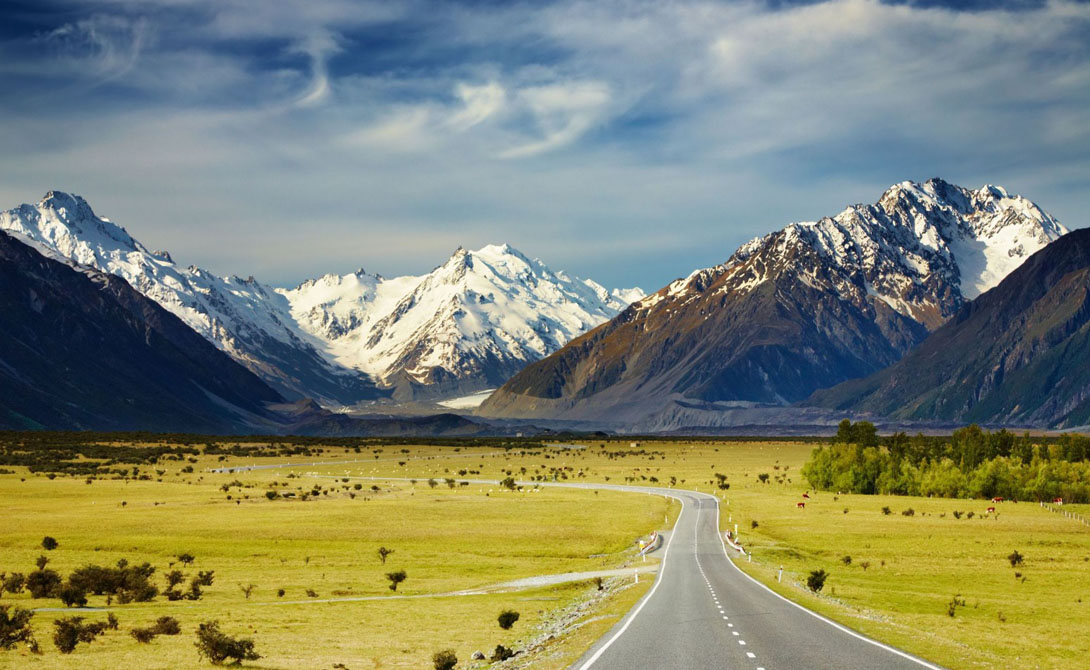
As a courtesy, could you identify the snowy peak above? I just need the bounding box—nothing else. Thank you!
[282,242,644,398]
[691,179,1068,328]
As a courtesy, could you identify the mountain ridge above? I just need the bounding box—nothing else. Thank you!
[479,178,1067,425]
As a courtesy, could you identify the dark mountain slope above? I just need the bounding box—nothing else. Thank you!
[806,228,1090,428]
[0,231,284,431]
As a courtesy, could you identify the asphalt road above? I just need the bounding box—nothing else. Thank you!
[569,487,943,670]
[297,473,943,669]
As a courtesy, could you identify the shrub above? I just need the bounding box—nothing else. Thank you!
[68,561,158,602]
[386,570,407,591]
[35,555,49,570]
[1008,550,1024,567]
[377,547,394,565]
[497,610,520,630]
[881,506,891,515]
[433,649,458,670]
[807,569,828,593]
[239,584,256,599]
[952,510,963,519]
[500,477,517,490]
[0,605,36,650]
[277,589,285,597]
[491,644,516,661]
[166,569,185,589]
[2,573,26,595]
[57,582,88,608]
[901,508,915,517]
[946,595,966,617]
[840,556,852,565]
[41,536,59,551]
[194,621,260,665]
[53,617,108,654]
[25,569,62,598]
[177,553,196,566]
[264,490,278,500]
[131,616,181,643]
[750,520,759,529]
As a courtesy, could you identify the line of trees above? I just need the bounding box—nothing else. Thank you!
[803,421,1090,502]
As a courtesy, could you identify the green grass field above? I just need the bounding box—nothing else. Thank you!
[0,445,671,669]
[3,438,1089,669]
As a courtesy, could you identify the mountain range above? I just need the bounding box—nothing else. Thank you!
[480,179,1069,427]
[0,192,642,406]
[807,228,1090,429]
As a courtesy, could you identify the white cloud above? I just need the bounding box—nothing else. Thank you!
[499,81,613,158]
[447,81,506,130]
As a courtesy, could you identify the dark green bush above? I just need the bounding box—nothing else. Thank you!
[433,649,457,670]
[194,621,260,665]
[807,569,828,593]
[25,569,61,598]
[0,605,36,650]
[497,610,520,630]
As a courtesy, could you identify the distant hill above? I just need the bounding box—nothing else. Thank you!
[806,228,1090,428]
[0,230,284,432]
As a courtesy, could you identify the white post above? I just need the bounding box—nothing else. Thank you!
[634,569,639,584]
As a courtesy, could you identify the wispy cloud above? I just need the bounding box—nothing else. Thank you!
[0,0,1088,291]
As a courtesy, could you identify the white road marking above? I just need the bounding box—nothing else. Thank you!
[739,640,747,645]
[713,497,943,670]
[747,652,756,659]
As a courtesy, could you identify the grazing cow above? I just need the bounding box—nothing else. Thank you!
[992,497,1004,503]
[802,492,810,499]
[986,506,996,513]
[1054,497,1064,505]
[797,502,806,509]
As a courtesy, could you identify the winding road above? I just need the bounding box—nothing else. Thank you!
[570,486,942,670]
[293,472,943,669]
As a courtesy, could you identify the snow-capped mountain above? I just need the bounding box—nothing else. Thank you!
[280,244,644,400]
[0,191,642,404]
[481,179,1068,425]
[0,191,378,404]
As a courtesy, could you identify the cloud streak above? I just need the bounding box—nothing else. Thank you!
[0,0,1087,292]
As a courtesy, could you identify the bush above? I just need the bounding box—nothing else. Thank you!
[491,644,516,661]
[386,570,407,591]
[25,569,62,598]
[177,553,196,566]
[2,572,26,594]
[840,555,852,565]
[377,547,394,565]
[57,582,88,608]
[946,594,966,617]
[433,649,458,670]
[53,616,108,654]
[750,520,759,529]
[0,605,36,650]
[806,569,828,593]
[264,490,278,500]
[41,536,59,551]
[901,508,915,517]
[1008,550,1024,567]
[500,477,517,490]
[881,506,891,515]
[131,616,181,643]
[68,561,158,602]
[194,621,260,665]
[497,610,520,630]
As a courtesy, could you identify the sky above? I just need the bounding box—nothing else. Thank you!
[0,0,1088,291]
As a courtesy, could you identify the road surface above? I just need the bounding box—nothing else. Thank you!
[296,473,942,669]
[570,486,941,670]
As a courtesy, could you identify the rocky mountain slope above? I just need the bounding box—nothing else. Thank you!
[0,229,285,432]
[282,244,642,400]
[0,192,640,404]
[479,179,1067,425]
[806,229,1090,428]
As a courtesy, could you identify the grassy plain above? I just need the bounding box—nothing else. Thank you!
[0,443,671,669]
[3,438,1089,669]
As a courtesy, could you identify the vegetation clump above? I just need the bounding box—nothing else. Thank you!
[194,621,260,665]
[0,605,37,651]
[497,610,520,630]
[433,649,458,670]
[807,569,828,593]
[53,616,109,654]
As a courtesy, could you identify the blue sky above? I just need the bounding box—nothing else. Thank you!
[0,0,1088,291]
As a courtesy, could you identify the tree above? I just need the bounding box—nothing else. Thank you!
[497,610,520,630]
[433,649,458,670]
[386,570,407,591]
[194,621,260,665]
[757,473,770,484]
[500,477,517,490]
[807,569,828,593]
[377,547,394,565]
[41,537,59,551]
[0,605,36,651]
[177,553,196,566]
[239,583,256,599]
[2,573,25,595]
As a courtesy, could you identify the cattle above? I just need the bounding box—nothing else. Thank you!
[986,506,996,514]
[802,492,810,499]
[796,502,806,509]
[992,497,1004,503]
